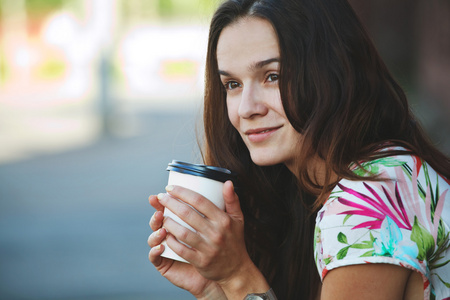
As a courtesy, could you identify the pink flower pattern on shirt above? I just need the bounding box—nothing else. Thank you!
[314,150,450,300]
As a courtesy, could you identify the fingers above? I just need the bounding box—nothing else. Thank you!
[163,185,220,219]
[148,243,165,267]
[165,232,197,263]
[157,191,208,231]
[159,184,242,239]
[148,227,167,267]
[149,210,164,231]
[149,194,165,211]
[148,225,196,266]
[163,216,205,250]
[223,181,243,219]
[148,227,167,248]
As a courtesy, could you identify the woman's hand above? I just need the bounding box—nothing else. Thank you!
[158,181,270,298]
[148,195,226,299]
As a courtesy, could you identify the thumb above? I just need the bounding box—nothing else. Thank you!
[223,180,242,219]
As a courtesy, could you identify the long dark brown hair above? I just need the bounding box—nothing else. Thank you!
[201,0,450,299]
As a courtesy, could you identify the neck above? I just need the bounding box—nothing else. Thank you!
[285,156,337,196]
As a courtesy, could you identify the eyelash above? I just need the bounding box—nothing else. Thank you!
[266,73,279,82]
[222,73,279,91]
[223,81,241,91]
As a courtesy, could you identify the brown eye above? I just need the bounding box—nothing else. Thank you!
[224,81,241,90]
[266,73,279,82]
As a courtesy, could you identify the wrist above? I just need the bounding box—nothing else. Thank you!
[218,261,270,299]
[195,281,227,300]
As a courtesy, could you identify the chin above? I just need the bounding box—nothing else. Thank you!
[250,153,282,167]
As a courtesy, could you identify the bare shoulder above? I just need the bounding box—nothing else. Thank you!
[321,263,423,300]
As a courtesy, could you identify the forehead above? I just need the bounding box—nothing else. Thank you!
[216,17,280,68]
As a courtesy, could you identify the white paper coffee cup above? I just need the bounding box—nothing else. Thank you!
[161,160,236,263]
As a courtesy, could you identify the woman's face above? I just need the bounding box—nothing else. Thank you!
[217,17,302,169]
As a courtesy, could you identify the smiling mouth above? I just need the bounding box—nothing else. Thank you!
[245,126,281,135]
[259,129,272,134]
[245,126,282,142]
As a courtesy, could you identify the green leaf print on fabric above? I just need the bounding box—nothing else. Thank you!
[411,216,436,261]
[337,246,351,260]
[343,214,352,224]
[352,157,406,177]
[335,231,376,260]
[317,152,450,298]
[351,240,374,249]
[323,257,333,265]
[436,274,450,288]
[433,223,450,271]
[360,250,375,257]
[337,232,348,244]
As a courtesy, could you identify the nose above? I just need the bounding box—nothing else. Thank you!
[238,83,268,119]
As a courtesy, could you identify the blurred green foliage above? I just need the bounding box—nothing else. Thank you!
[158,0,174,17]
[157,0,217,18]
[119,0,219,24]
[26,0,64,17]
[0,52,8,84]
[162,60,198,78]
[36,58,66,80]
[0,0,219,21]
[0,0,69,20]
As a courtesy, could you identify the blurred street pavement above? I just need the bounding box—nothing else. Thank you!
[0,110,202,300]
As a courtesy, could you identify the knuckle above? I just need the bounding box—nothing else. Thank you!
[198,250,217,269]
[149,212,161,230]
[149,212,155,224]
[177,249,186,259]
[150,220,160,231]
[191,194,204,208]
[148,229,164,247]
[197,259,209,269]
[147,233,154,246]
[220,215,232,229]
[175,244,186,257]
[178,205,192,219]
[209,247,220,259]
[178,227,190,241]
[210,231,225,246]
[197,255,210,269]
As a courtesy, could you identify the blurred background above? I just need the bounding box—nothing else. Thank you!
[0,0,448,299]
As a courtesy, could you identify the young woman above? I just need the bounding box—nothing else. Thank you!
[147,0,450,299]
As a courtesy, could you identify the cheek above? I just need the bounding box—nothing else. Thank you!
[226,98,240,130]
[269,89,285,116]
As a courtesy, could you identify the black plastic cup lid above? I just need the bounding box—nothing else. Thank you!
[167,160,237,183]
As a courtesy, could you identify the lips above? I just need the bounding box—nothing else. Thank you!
[245,126,282,142]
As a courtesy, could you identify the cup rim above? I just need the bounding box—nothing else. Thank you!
[167,160,237,183]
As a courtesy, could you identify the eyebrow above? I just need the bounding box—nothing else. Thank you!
[218,57,280,77]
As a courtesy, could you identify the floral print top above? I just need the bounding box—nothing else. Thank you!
[314,149,450,300]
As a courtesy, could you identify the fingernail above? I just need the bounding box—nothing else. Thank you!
[154,244,161,251]
[165,185,174,192]
[228,180,234,190]
[157,228,164,237]
[157,193,165,201]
